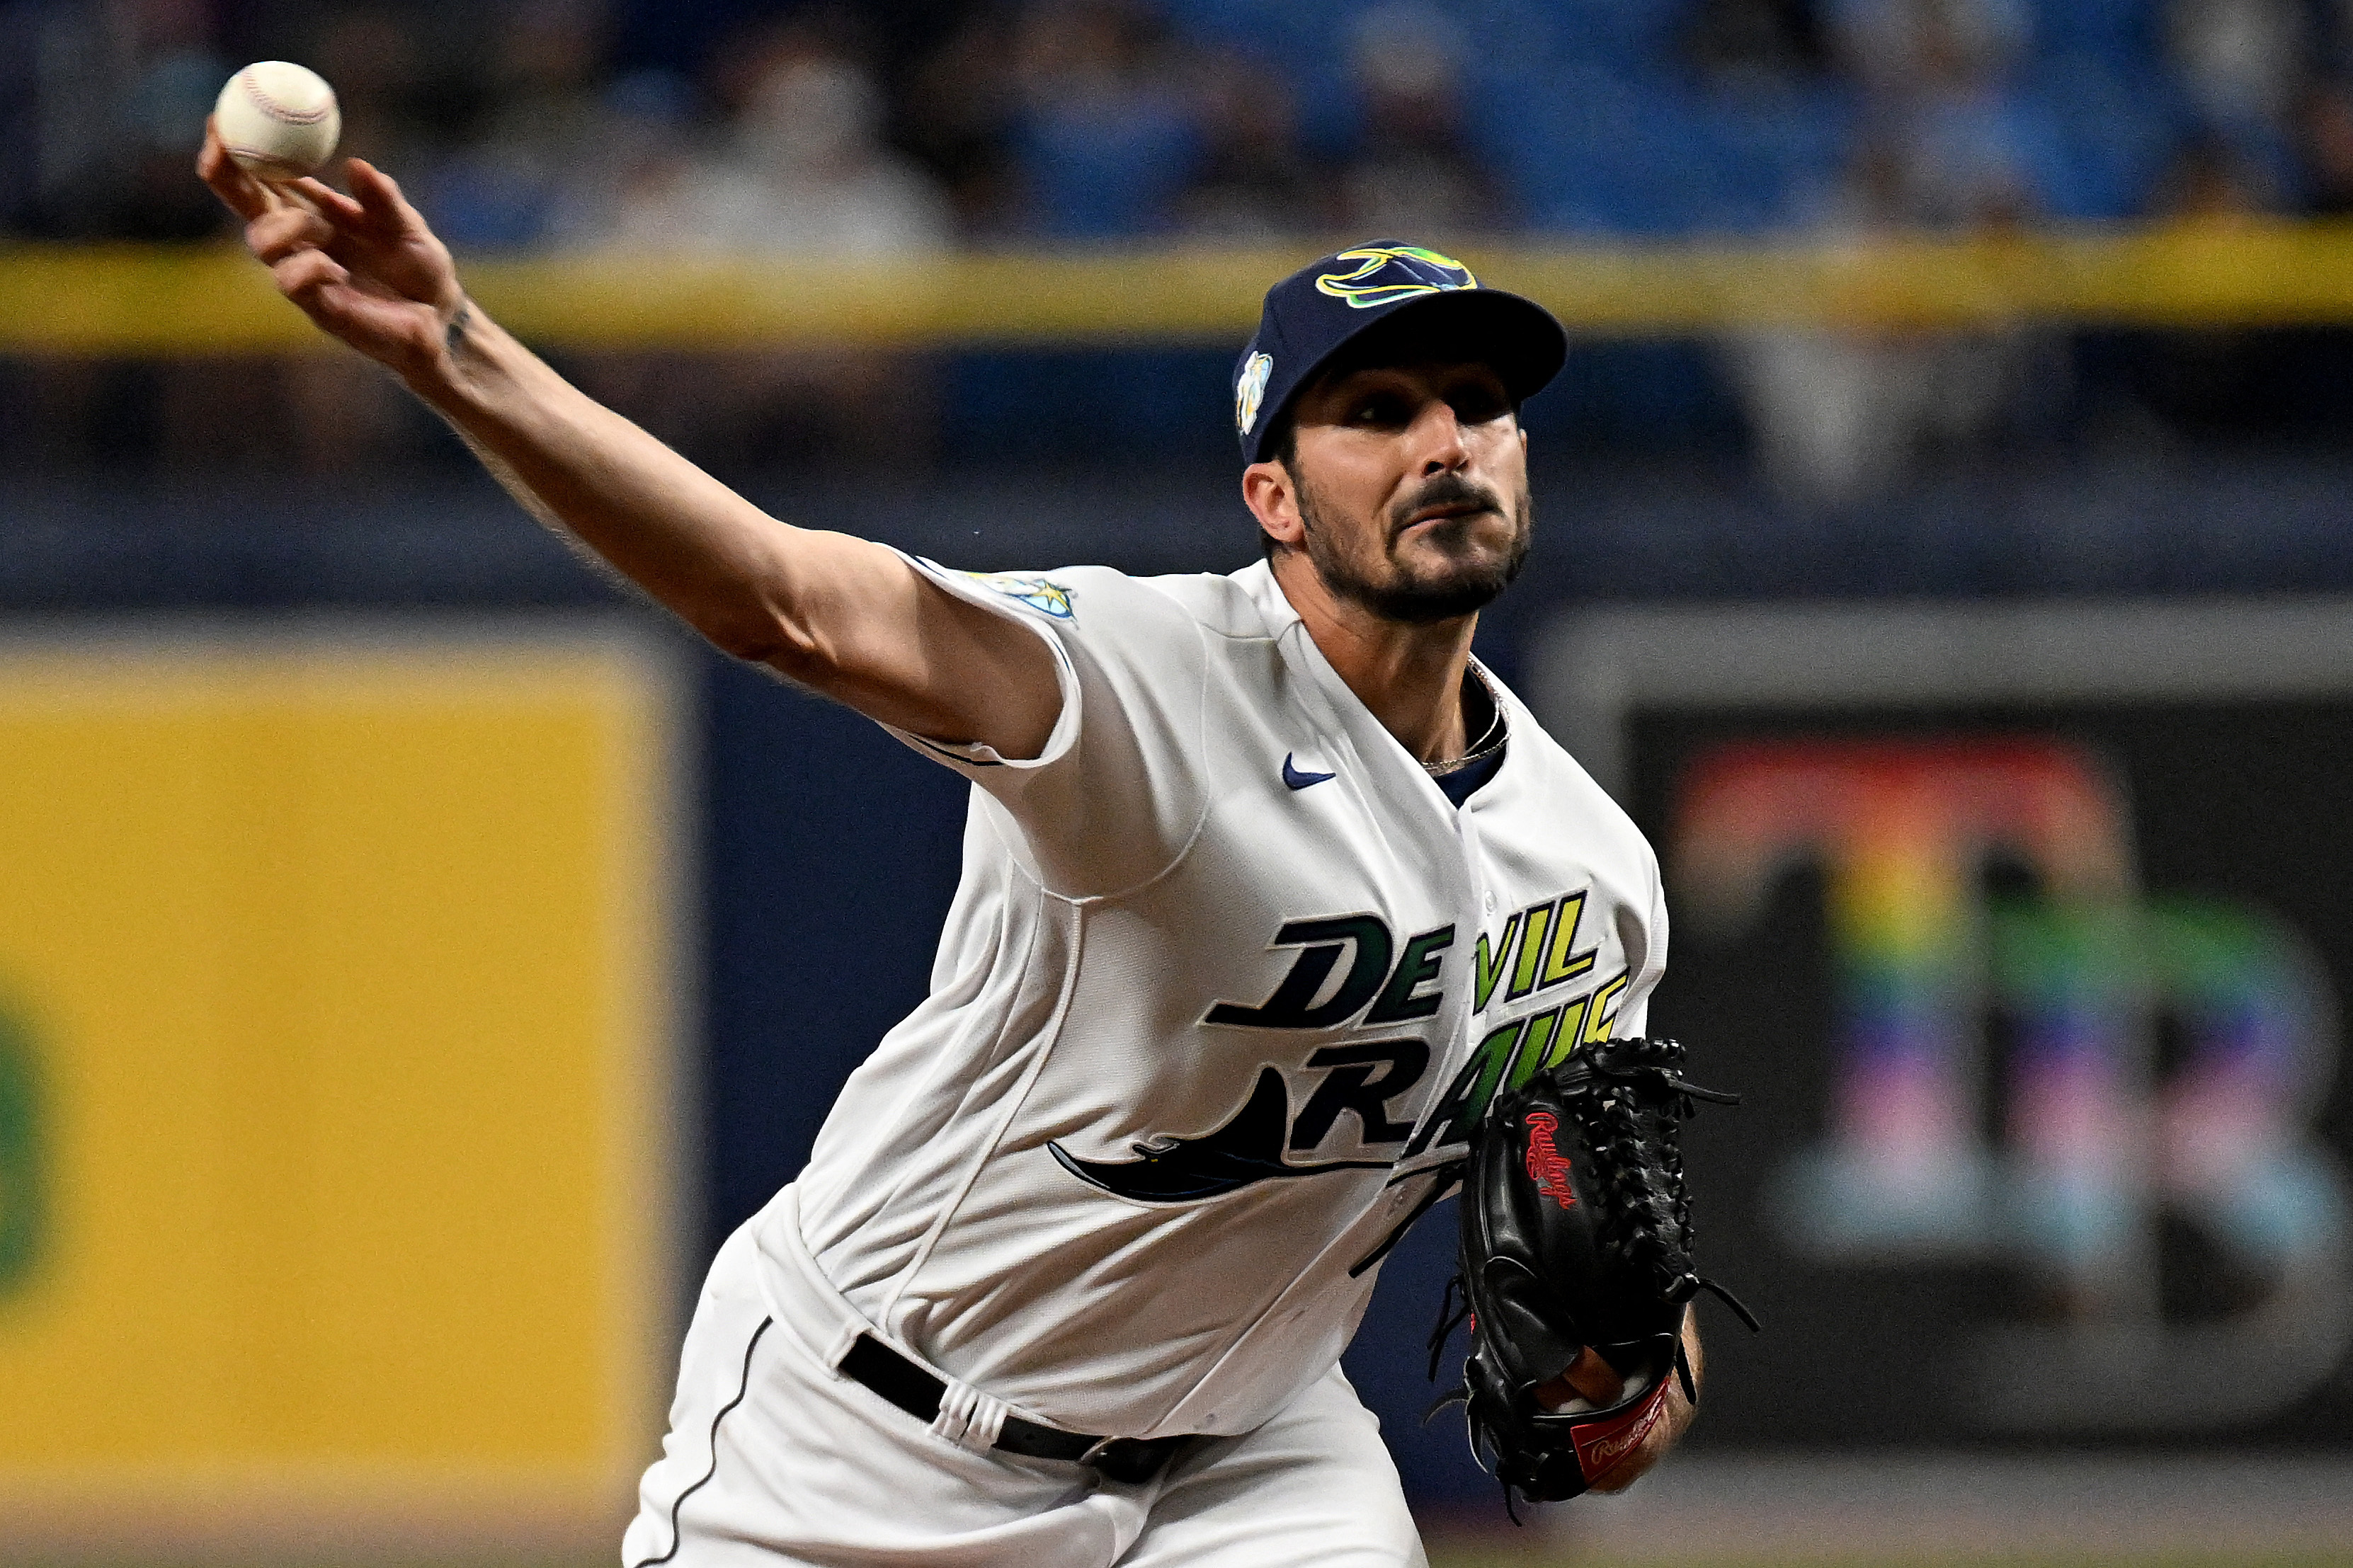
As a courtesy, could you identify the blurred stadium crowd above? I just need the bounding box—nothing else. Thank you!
[10,0,2353,501]
[20,0,2353,248]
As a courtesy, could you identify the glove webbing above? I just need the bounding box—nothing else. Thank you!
[1571,1043,1758,1334]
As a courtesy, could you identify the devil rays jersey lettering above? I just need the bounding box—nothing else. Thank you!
[1051,900,1634,1207]
[760,556,1665,1443]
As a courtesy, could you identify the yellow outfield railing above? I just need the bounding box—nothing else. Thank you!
[8,220,2353,354]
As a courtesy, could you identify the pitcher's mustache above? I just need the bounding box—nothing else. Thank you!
[1388,474,1506,540]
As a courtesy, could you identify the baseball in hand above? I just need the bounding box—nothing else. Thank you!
[213,62,341,183]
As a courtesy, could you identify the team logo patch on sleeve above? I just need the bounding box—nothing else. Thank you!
[1314,246,1478,309]
[959,571,1075,619]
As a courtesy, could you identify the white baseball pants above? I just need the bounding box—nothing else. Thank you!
[621,1200,1427,1568]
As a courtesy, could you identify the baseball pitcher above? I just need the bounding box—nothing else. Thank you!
[200,127,1724,1567]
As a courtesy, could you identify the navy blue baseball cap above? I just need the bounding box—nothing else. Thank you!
[1234,241,1568,465]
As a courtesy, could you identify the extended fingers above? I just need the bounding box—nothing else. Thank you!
[270,246,355,312]
[246,205,338,265]
[291,176,368,227]
[268,248,376,341]
[346,159,431,238]
[195,118,275,222]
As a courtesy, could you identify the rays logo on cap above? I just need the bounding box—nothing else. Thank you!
[1314,246,1478,309]
[1235,351,1274,435]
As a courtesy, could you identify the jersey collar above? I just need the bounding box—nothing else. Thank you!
[1230,556,1512,790]
[1231,558,1302,638]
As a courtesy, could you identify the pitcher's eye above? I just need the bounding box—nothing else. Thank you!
[1348,391,1410,426]
[1448,384,1511,425]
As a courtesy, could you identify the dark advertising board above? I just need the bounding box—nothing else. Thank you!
[1537,602,2353,1449]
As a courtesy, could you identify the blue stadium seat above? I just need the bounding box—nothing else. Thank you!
[1166,0,2182,232]
[1166,0,1569,71]
[1471,63,1852,236]
[1542,0,1690,73]
[1015,99,1202,239]
[1469,64,1657,234]
[416,155,557,252]
[1166,0,1573,157]
[2030,56,2187,218]
[2024,0,2161,74]
[1691,88,1859,231]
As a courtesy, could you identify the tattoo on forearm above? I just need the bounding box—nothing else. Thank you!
[445,300,473,355]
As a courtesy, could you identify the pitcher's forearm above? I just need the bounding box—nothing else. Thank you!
[203,133,803,643]
[195,142,1054,748]
[383,300,1057,756]
[402,303,835,660]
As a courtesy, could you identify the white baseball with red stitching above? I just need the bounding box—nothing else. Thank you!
[212,62,341,183]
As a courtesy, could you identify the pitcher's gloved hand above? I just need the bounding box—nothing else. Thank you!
[1430,1036,1760,1511]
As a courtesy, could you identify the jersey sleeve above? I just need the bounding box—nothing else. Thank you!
[881,554,1211,899]
[1611,847,1671,1040]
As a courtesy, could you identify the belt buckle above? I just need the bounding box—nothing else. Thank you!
[1078,1435,1165,1484]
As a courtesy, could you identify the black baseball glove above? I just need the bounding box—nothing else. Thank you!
[1431,1035,1759,1511]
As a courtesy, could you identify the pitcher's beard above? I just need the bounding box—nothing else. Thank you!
[1298,474,1532,626]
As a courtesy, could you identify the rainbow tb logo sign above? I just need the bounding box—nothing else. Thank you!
[1673,737,2349,1429]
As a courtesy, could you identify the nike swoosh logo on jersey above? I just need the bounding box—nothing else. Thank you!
[1282,753,1335,790]
[1049,1067,1389,1202]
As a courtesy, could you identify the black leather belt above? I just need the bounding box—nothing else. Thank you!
[839,1333,1196,1484]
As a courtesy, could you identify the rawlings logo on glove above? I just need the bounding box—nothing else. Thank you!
[1522,1111,1576,1211]
[1570,1374,1675,1473]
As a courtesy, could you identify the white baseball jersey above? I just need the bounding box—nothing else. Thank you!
[756,555,1666,1443]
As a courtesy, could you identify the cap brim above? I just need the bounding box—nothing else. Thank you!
[1253,287,1567,462]
[1352,287,1568,406]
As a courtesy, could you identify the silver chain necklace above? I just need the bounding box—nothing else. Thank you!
[1422,665,1508,776]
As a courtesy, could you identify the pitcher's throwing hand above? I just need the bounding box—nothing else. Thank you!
[198,122,465,379]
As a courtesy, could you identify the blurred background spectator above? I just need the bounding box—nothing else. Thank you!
[564,14,949,254]
[1173,50,1331,237]
[19,0,2353,255]
[1333,2,1507,234]
[13,0,2353,490]
[1726,0,2072,504]
[553,13,952,471]
[417,0,624,252]
[1004,0,1200,237]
